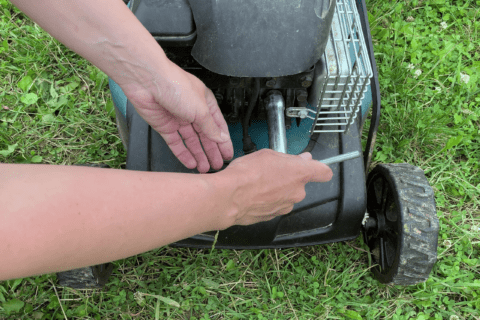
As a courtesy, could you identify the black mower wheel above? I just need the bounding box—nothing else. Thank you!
[55,164,114,289]
[363,163,439,285]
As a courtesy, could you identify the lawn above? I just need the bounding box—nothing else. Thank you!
[0,0,479,319]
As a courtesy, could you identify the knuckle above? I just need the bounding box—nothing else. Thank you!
[258,148,271,155]
[280,205,295,215]
[293,190,307,203]
[196,109,209,122]
[301,166,317,184]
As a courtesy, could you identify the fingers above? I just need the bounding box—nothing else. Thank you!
[209,96,234,160]
[178,125,210,173]
[305,161,333,183]
[297,152,333,183]
[253,150,333,183]
[252,205,295,224]
[193,89,230,144]
[274,205,295,216]
[207,90,230,135]
[218,140,234,162]
[190,88,233,169]
[298,152,312,161]
[164,125,227,173]
[160,131,197,169]
[175,120,230,172]
[198,133,224,171]
[178,124,227,173]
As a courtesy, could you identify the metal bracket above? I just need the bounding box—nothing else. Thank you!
[286,107,316,120]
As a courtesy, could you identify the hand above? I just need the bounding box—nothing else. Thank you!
[9,0,232,173]
[215,149,333,227]
[120,61,234,173]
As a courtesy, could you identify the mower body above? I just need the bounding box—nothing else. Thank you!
[110,0,369,249]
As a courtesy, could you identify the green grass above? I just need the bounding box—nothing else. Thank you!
[1,0,479,319]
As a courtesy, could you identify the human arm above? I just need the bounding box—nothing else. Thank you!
[0,150,332,280]
[9,0,233,173]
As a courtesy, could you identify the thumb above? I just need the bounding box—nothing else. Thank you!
[298,153,333,183]
[298,152,313,160]
[193,111,230,143]
[306,161,333,183]
[193,88,230,143]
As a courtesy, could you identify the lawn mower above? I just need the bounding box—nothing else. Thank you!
[57,0,439,289]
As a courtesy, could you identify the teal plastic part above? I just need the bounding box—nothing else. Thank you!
[229,117,314,159]
[108,78,127,117]
[361,84,372,117]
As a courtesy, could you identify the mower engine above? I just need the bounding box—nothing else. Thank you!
[135,0,335,157]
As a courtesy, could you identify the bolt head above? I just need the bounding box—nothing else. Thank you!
[299,110,308,118]
[301,80,312,88]
[266,79,276,88]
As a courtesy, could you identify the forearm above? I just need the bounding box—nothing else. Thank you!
[0,164,234,280]
[10,0,171,88]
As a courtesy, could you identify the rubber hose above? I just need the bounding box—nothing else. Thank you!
[242,78,260,153]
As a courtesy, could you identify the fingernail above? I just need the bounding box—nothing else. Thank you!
[220,132,230,142]
[298,153,311,160]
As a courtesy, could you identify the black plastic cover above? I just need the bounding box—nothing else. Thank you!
[188,0,336,77]
[125,100,366,249]
[131,0,196,46]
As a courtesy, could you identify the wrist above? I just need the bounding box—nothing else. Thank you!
[204,171,240,230]
[107,38,171,89]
